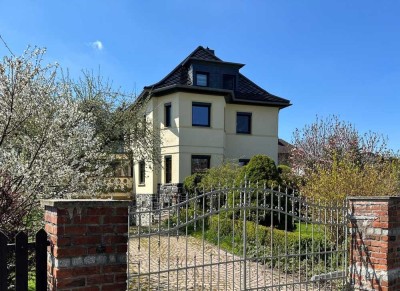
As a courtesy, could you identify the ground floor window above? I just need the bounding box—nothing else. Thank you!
[239,159,250,166]
[165,156,172,183]
[191,155,211,174]
[139,161,145,184]
[110,160,133,177]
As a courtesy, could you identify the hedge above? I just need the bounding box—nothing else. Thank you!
[200,215,338,273]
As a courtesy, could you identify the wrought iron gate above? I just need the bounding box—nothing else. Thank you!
[128,185,348,290]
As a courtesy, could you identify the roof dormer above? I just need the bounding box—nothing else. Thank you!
[140,46,291,109]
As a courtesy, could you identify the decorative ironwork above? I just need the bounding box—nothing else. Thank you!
[128,184,348,290]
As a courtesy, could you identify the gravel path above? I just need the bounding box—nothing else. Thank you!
[128,235,336,290]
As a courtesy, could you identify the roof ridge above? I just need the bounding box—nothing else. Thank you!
[144,46,219,89]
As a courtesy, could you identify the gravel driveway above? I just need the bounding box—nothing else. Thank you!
[128,235,336,290]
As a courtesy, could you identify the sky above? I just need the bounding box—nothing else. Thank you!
[1,1,399,151]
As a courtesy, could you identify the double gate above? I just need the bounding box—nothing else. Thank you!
[128,185,348,290]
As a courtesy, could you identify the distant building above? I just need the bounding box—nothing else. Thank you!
[278,138,294,166]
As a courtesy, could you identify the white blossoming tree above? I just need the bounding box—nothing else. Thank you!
[0,47,159,234]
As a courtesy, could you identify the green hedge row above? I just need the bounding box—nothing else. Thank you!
[200,216,339,273]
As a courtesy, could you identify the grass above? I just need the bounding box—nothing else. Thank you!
[28,280,35,291]
[294,222,324,235]
[28,272,35,291]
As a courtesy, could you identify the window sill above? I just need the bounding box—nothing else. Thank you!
[192,124,211,127]
[138,183,146,187]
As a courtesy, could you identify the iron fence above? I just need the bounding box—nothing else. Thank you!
[128,185,348,290]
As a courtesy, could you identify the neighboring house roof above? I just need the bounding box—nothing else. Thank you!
[278,138,294,155]
[139,46,291,108]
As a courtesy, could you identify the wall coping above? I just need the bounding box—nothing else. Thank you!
[347,196,400,201]
[41,199,131,208]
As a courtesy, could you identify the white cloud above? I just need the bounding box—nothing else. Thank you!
[91,40,103,51]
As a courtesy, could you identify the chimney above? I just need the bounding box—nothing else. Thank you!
[206,47,215,55]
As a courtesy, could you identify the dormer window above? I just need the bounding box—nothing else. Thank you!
[223,74,235,90]
[196,72,208,87]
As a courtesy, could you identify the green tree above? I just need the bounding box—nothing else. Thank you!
[302,156,400,204]
[292,116,400,242]
[237,154,281,186]
[235,155,294,230]
[291,116,399,203]
[183,172,205,196]
[278,164,301,189]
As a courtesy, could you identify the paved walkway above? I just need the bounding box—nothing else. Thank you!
[128,235,338,290]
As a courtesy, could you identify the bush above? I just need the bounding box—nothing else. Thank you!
[166,203,207,235]
[278,164,301,189]
[237,155,281,186]
[183,172,205,195]
[204,215,334,273]
[199,161,241,191]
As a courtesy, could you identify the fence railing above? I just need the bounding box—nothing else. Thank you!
[0,229,48,291]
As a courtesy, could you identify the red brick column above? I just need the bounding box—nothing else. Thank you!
[348,197,400,291]
[41,199,130,291]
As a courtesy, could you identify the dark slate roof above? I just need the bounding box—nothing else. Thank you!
[278,138,294,154]
[235,74,289,104]
[141,46,291,108]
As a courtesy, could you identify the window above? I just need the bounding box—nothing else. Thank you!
[110,160,132,177]
[223,74,235,90]
[139,161,145,184]
[191,155,210,174]
[196,72,208,87]
[239,159,250,167]
[192,102,211,127]
[165,103,171,127]
[165,156,172,183]
[236,112,252,134]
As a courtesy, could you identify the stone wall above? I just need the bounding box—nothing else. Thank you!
[158,183,184,206]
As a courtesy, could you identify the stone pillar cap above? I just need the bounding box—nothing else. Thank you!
[41,199,131,208]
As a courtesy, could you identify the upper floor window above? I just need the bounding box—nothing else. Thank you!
[196,72,208,87]
[191,155,210,174]
[223,74,235,90]
[192,102,211,127]
[236,112,252,134]
[165,103,171,127]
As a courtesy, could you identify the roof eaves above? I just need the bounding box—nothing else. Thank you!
[188,57,245,68]
[151,84,233,96]
[232,95,292,108]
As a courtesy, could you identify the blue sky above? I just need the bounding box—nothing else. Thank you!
[1,1,399,151]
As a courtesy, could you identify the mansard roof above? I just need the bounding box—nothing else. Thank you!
[140,46,291,108]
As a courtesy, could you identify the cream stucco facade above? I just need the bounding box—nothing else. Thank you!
[134,91,281,195]
[132,46,290,198]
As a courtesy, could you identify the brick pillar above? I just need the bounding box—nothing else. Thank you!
[348,197,400,291]
[41,199,130,291]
